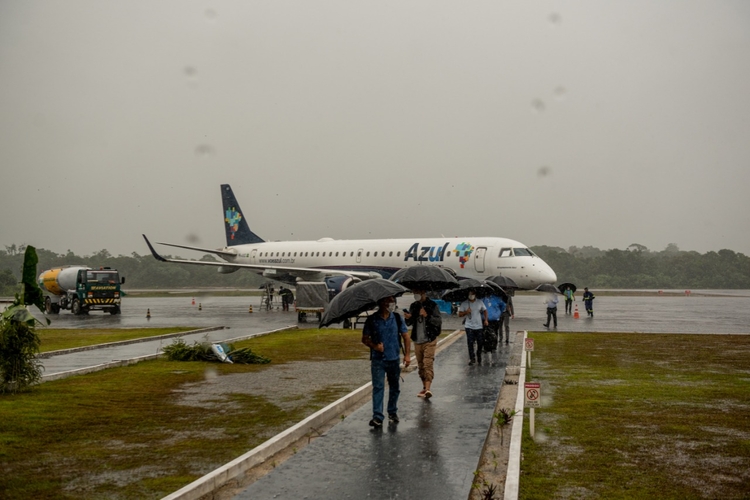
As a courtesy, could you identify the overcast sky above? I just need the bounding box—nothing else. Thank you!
[2,1,749,258]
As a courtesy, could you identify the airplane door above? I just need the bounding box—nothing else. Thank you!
[474,247,487,273]
[250,249,257,263]
[356,249,363,263]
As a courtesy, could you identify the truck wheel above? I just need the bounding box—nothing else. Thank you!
[343,319,352,329]
[71,298,82,315]
[45,297,53,314]
[109,306,121,315]
[51,304,61,314]
[298,312,307,323]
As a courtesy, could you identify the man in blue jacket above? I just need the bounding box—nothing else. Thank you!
[362,296,411,428]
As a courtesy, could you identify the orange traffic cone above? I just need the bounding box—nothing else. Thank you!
[573,304,580,319]
[192,297,195,306]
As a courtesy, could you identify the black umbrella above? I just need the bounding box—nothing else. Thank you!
[482,280,509,303]
[319,279,409,327]
[485,275,520,291]
[557,282,577,294]
[389,266,459,291]
[535,283,562,294]
[441,279,494,303]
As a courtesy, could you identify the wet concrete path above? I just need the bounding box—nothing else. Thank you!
[233,337,510,500]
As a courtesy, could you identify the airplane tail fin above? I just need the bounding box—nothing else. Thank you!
[221,184,265,246]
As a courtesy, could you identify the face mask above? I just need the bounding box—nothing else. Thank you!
[468,293,476,301]
[413,294,422,302]
[387,303,396,313]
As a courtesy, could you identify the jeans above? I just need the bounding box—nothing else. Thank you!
[465,328,484,362]
[500,314,511,342]
[545,307,558,327]
[371,358,401,422]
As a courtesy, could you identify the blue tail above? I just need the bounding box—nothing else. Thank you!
[221,184,265,246]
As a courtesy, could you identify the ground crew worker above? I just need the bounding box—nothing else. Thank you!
[583,287,595,317]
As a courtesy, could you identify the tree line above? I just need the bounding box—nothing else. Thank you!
[1,242,749,295]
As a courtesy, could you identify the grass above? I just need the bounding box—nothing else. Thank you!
[0,328,367,499]
[36,327,195,353]
[519,333,750,500]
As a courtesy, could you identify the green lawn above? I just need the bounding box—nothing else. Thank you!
[37,327,196,352]
[520,333,750,500]
[1,328,367,499]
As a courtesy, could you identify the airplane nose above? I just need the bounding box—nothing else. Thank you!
[539,262,557,284]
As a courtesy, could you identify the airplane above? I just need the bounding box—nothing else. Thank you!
[143,184,557,295]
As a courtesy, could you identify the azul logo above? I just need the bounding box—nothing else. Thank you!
[225,207,242,240]
[404,242,450,262]
[453,242,474,268]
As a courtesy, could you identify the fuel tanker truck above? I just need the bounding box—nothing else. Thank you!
[38,266,124,315]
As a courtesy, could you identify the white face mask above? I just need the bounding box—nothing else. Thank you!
[387,303,397,313]
[468,293,476,301]
[413,294,422,302]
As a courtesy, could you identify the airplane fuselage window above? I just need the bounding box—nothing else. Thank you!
[316,252,320,257]
[335,252,339,257]
[389,251,393,257]
[381,251,385,257]
[397,251,401,257]
[350,252,354,257]
[366,252,370,257]
[513,248,533,257]
[499,248,512,258]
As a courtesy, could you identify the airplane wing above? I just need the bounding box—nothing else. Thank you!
[142,235,379,280]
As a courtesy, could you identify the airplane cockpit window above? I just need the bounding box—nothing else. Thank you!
[499,248,512,258]
[513,248,533,257]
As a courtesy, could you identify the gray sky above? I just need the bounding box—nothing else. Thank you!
[2,1,749,257]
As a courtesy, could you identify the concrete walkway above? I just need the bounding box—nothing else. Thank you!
[232,336,510,500]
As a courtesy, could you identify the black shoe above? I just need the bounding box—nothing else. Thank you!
[388,413,399,424]
[468,360,475,365]
[542,323,549,328]
[369,418,383,428]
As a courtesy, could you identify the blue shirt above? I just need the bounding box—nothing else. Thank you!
[363,312,408,361]
[483,295,506,321]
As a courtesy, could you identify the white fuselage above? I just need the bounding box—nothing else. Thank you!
[218,236,556,289]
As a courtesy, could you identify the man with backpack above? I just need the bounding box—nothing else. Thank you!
[361,296,411,428]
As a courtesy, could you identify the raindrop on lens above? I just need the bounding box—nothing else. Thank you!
[531,99,545,112]
[205,8,217,20]
[549,12,561,24]
[537,166,551,177]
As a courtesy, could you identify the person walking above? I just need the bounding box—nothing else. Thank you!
[361,296,411,428]
[542,293,559,328]
[582,287,596,317]
[403,289,441,399]
[500,292,514,344]
[458,291,488,365]
[482,293,506,352]
[563,286,575,314]
[279,287,294,311]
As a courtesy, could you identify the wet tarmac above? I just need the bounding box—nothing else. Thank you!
[233,337,510,500]
[38,292,750,378]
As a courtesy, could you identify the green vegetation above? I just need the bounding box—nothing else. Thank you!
[0,328,368,499]
[520,333,750,499]
[1,243,750,291]
[36,327,195,353]
[532,243,750,289]
[162,338,271,364]
[0,246,47,393]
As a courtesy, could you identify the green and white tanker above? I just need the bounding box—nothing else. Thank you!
[38,266,124,315]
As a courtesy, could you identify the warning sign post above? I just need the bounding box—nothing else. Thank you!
[525,338,534,367]
[525,382,541,439]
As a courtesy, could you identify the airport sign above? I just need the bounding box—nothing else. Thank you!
[525,382,541,408]
[525,338,534,351]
